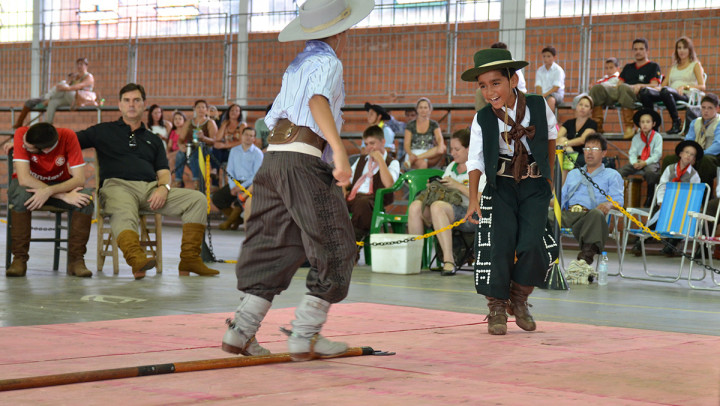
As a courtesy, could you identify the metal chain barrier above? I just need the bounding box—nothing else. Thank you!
[562,151,720,275]
[356,219,466,247]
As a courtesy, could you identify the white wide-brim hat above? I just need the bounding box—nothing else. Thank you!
[278,0,375,43]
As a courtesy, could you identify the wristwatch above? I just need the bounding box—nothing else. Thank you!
[158,183,171,192]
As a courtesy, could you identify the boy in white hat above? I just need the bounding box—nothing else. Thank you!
[222,0,375,361]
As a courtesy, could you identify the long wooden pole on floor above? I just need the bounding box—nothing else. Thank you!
[0,347,376,392]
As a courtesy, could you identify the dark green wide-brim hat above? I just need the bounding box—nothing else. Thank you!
[461,48,529,82]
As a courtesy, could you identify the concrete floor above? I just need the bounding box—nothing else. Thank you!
[1,217,720,337]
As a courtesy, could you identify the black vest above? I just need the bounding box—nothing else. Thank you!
[476,94,551,188]
[349,154,395,206]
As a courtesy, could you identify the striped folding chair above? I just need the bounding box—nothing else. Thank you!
[619,182,708,282]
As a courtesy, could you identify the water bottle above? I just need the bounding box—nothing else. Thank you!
[597,251,609,286]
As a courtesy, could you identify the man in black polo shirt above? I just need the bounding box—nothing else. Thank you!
[76,83,218,279]
[589,38,662,139]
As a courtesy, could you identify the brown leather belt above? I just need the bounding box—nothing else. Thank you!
[268,118,327,151]
[497,156,542,179]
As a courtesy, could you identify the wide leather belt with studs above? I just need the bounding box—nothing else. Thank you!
[268,119,327,151]
[497,156,541,179]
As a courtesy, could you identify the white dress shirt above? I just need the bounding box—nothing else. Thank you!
[350,151,400,194]
[535,62,566,99]
[467,93,558,174]
[265,40,344,140]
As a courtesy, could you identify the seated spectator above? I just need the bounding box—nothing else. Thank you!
[585,57,620,133]
[253,103,273,150]
[147,104,172,149]
[534,46,565,112]
[394,107,417,163]
[404,106,417,122]
[618,109,663,207]
[656,140,702,206]
[363,102,396,153]
[589,38,662,139]
[403,97,446,169]
[384,111,406,148]
[475,42,527,111]
[13,57,97,128]
[558,94,598,173]
[638,36,706,134]
[212,104,246,186]
[3,123,94,278]
[167,111,185,181]
[639,141,703,256]
[346,125,400,243]
[174,100,218,189]
[574,57,619,125]
[77,83,218,279]
[556,133,624,273]
[211,127,263,231]
[208,105,222,128]
[408,129,484,276]
[662,93,720,187]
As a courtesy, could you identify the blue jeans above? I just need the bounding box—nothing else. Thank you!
[175,149,201,180]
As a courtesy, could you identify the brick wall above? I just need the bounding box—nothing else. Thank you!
[2,8,720,205]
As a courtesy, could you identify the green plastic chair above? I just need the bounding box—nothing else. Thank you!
[366,168,444,265]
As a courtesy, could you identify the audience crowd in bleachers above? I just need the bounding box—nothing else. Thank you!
[4,34,720,281]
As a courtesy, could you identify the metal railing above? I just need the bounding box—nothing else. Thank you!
[1,11,718,133]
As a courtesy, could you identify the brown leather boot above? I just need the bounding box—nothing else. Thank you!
[13,106,32,129]
[67,212,93,277]
[116,229,156,279]
[218,208,233,230]
[228,206,244,230]
[578,243,600,265]
[507,281,536,331]
[485,297,508,335]
[621,108,636,139]
[178,223,219,276]
[591,106,605,134]
[219,207,243,230]
[7,210,31,277]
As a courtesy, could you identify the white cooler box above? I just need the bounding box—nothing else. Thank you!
[370,234,423,274]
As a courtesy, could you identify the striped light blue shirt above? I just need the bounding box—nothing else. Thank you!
[265,40,344,143]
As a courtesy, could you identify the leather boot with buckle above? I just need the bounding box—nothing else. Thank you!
[507,281,536,331]
[286,295,348,361]
[67,212,93,277]
[221,293,272,356]
[485,297,509,335]
[7,210,31,277]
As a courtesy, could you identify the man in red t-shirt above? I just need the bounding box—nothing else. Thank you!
[4,123,94,277]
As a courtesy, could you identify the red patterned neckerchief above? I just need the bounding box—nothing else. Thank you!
[640,130,655,161]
